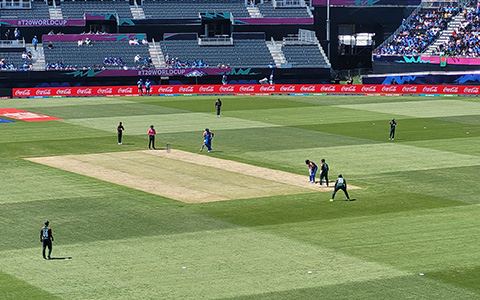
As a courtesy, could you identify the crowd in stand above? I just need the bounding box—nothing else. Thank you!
[378,6,458,56]
[164,53,208,68]
[432,3,480,57]
[0,58,32,71]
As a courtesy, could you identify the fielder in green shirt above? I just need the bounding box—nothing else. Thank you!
[330,174,350,201]
[40,220,54,260]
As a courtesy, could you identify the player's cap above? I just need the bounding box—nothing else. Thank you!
[205,128,209,131]
[45,220,49,225]
[305,159,309,164]
[321,158,325,162]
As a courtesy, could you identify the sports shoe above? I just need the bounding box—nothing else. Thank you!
[208,150,212,153]
[329,199,333,202]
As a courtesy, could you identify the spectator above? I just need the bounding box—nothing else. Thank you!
[142,37,148,45]
[32,36,38,51]
[78,39,84,46]
[85,38,92,46]
[47,42,54,50]
[14,28,20,40]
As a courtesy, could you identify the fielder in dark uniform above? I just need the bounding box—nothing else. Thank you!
[215,98,222,117]
[389,118,397,140]
[330,174,350,201]
[305,159,317,183]
[319,158,329,186]
[117,122,125,145]
[40,220,54,259]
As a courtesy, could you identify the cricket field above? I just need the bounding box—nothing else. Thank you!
[0,94,479,299]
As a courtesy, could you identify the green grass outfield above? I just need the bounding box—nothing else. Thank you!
[1,94,480,299]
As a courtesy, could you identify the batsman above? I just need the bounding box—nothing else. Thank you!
[200,128,214,153]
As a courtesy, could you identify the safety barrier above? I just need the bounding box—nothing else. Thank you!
[12,84,480,98]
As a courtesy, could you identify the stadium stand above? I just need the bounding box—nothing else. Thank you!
[159,39,273,67]
[61,0,133,19]
[257,2,310,18]
[43,40,152,70]
[377,5,458,56]
[0,51,30,70]
[432,4,480,57]
[282,45,327,67]
[142,0,250,19]
[0,1,50,19]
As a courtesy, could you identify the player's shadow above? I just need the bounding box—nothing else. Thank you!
[49,257,73,260]
[333,199,357,202]
[210,150,224,153]
[121,143,135,145]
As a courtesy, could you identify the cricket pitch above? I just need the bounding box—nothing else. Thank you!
[26,150,359,203]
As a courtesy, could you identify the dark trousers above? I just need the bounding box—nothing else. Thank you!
[42,240,52,259]
[118,132,122,143]
[332,185,349,200]
[389,128,395,139]
[216,108,221,116]
[320,171,329,186]
[149,135,155,149]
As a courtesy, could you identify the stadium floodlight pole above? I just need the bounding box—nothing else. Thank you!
[326,0,330,61]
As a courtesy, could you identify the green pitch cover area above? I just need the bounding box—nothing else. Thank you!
[0,95,479,299]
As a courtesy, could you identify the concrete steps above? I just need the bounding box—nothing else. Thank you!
[130,6,146,19]
[49,7,63,20]
[266,41,286,67]
[247,6,263,18]
[149,42,166,68]
[26,44,45,71]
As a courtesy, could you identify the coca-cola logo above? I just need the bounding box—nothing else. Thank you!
[239,86,255,92]
[179,86,194,93]
[15,89,31,96]
[341,86,357,92]
[157,86,173,93]
[320,86,336,92]
[381,86,397,92]
[300,86,316,92]
[402,86,418,92]
[259,86,275,92]
[442,87,458,93]
[361,86,377,92]
[199,86,214,92]
[77,88,92,94]
[219,86,234,92]
[56,89,71,95]
[97,88,113,94]
[117,87,133,93]
[463,87,479,94]
[422,86,438,93]
[280,86,296,92]
[37,89,52,95]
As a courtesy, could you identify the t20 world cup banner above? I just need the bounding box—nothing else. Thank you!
[12,84,480,98]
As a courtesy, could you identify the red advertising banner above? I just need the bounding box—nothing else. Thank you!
[12,84,480,98]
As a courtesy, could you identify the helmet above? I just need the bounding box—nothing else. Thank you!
[45,220,49,225]
[205,128,209,132]
[338,174,343,178]
[305,159,309,164]
[321,158,325,162]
